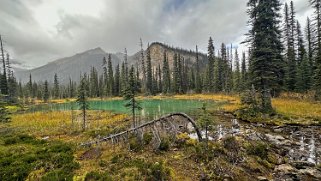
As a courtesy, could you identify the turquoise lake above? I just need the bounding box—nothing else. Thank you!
[28,99,215,119]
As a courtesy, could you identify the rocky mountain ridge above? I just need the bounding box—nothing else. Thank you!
[15,42,208,84]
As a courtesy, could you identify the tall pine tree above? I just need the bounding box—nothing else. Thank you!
[0,35,8,95]
[53,73,60,99]
[195,45,202,93]
[206,37,215,92]
[146,46,153,94]
[162,51,171,93]
[246,0,284,111]
[310,0,321,100]
[107,54,114,96]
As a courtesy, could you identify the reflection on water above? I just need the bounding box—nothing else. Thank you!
[217,125,224,140]
[287,129,320,165]
[308,135,316,164]
[28,99,213,120]
[300,136,305,151]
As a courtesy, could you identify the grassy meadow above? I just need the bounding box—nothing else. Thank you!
[1,93,321,180]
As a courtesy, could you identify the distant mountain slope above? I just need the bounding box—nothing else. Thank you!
[15,47,121,84]
[15,43,208,84]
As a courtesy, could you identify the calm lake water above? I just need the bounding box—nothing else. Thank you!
[28,99,215,119]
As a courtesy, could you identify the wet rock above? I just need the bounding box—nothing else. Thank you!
[257,176,268,181]
[298,168,321,179]
[256,123,264,127]
[223,174,233,181]
[290,161,316,169]
[275,164,296,173]
[247,132,263,141]
[265,134,285,145]
[272,126,285,133]
[274,164,300,181]
[42,136,49,140]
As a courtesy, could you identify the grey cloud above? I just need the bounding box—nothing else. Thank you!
[0,0,313,67]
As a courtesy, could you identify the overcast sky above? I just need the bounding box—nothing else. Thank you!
[0,0,313,67]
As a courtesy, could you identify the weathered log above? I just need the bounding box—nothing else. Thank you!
[80,112,202,147]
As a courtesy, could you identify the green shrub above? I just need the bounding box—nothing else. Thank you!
[85,171,112,181]
[223,136,239,151]
[245,141,269,159]
[41,169,73,181]
[98,159,108,167]
[0,134,78,181]
[143,132,153,145]
[110,153,125,164]
[148,161,171,181]
[158,137,170,151]
[129,137,143,152]
[3,134,40,145]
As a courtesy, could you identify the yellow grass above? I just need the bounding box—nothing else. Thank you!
[172,94,239,102]
[10,110,129,142]
[173,94,321,120]
[272,98,321,119]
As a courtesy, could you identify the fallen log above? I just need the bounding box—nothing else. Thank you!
[80,112,203,147]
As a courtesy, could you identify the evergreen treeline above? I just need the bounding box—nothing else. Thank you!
[2,0,321,106]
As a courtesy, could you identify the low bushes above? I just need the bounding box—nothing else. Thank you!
[245,141,269,159]
[0,133,79,181]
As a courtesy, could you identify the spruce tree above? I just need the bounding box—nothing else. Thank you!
[18,82,23,99]
[245,0,284,111]
[158,64,162,93]
[53,73,59,99]
[310,0,321,100]
[43,80,49,102]
[296,56,311,93]
[295,20,310,91]
[98,75,104,98]
[69,78,75,98]
[296,21,306,64]
[195,45,202,93]
[206,37,215,92]
[152,68,158,94]
[224,46,234,93]
[306,17,314,71]
[146,46,153,94]
[233,49,241,92]
[124,48,129,79]
[178,55,184,93]
[240,52,247,91]
[284,2,297,91]
[27,74,33,98]
[124,66,141,127]
[172,53,180,93]
[162,51,171,93]
[32,82,38,99]
[218,43,227,92]
[114,64,120,96]
[0,35,8,95]
[103,57,108,96]
[136,65,141,92]
[140,39,146,92]
[189,69,195,91]
[6,53,17,100]
[89,67,99,97]
[107,54,114,96]
[77,75,89,131]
